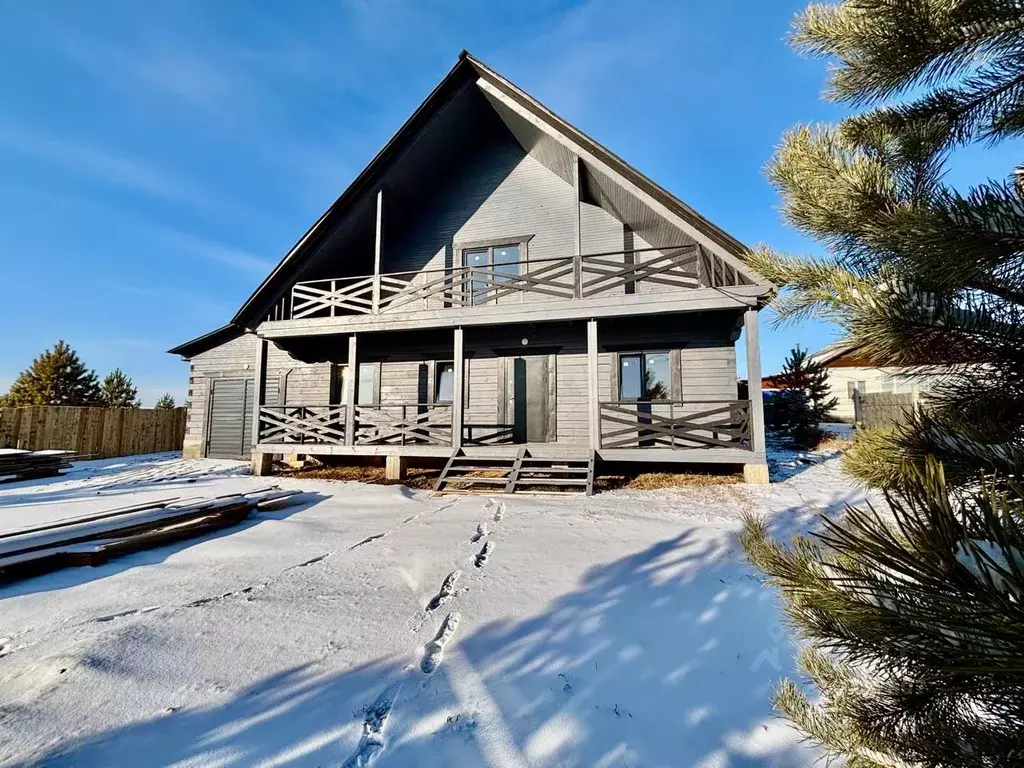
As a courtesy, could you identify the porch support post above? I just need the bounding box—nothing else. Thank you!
[743,308,769,483]
[372,189,383,313]
[587,319,601,451]
[345,333,357,446]
[452,327,464,449]
[250,337,271,476]
[573,157,583,299]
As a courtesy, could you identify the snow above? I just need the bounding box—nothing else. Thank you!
[0,451,879,767]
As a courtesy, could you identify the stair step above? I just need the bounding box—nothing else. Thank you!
[521,458,588,465]
[518,467,589,475]
[441,476,509,485]
[447,464,513,472]
[514,478,589,486]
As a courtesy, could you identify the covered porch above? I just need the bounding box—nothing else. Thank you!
[247,312,768,485]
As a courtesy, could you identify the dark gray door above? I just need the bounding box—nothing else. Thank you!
[505,356,551,443]
[207,378,278,459]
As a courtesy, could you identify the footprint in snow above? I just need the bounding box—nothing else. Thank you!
[470,523,487,542]
[474,540,494,568]
[426,570,461,611]
[421,611,460,674]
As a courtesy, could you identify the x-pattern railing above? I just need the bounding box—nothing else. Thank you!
[600,400,751,450]
[259,405,347,445]
[581,246,699,297]
[353,403,453,446]
[286,245,725,319]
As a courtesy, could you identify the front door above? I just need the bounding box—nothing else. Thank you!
[503,355,551,443]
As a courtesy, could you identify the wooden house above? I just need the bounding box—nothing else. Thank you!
[169,52,771,491]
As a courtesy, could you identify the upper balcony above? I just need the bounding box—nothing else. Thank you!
[260,244,763,338]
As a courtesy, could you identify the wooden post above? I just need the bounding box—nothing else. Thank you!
[743,309,768,483]
[452,327,464,449]
[345,334,357,445]
[373,189,383,313]
[587,319,601,451]
[573,157,583,299]
[251,337,270,475]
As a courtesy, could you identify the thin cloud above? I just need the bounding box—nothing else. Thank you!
[0,125,211,207]
[163,231,275,274]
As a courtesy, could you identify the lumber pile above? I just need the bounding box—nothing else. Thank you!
[0,449,77,483]
[0,487,304,583]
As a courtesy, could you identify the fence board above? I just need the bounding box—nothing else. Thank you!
[0,406,186,459]
[853,392,922,429]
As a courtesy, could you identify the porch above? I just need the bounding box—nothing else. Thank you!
[248,313,768,485]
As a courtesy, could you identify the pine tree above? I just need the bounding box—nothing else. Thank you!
[765,345,838,448]
[2,341,101,406]
[99,369,141,409]
[154,393,176,409]
[743,459,1024,768]
[745,0,1024,489]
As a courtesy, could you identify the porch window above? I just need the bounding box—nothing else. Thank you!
[435,361,455,403]
[619,352,671,401]
[333,362,379,404]
[464,243,521,305]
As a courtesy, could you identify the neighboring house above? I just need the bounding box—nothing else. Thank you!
[168,51,772,488]
[809,340,945,422]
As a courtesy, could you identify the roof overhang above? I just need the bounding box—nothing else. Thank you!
[167,324,246,359]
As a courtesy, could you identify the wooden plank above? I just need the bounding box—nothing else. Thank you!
[744,309,766,455]
[587,320,600,451]
[452,327,464,449]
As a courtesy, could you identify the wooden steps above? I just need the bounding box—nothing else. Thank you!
[434,449,595,495]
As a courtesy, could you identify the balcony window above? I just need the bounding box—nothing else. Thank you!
[619,352,672,400]
[464,243,521,305]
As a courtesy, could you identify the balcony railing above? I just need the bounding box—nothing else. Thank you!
[599,400,752,450]
[353,403,453,446]
[258,405,347,445]
[285,245,710,321]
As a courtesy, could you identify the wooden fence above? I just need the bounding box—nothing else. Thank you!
[853,391,923,429]
[0,406,186,459]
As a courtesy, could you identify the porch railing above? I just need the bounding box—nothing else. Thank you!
[258,405,347,445]
[599,400,752,450]
[353,403,453,446]
[286,245,708,320]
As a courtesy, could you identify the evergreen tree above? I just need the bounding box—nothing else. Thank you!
[99,369,141,409]
[743,460,1024,768]
[745,0,1024,489]
[2,341,101,406]
[154,393,176,409]
[739,3,1024,764]
[765,345,838,447]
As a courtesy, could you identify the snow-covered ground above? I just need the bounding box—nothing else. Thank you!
[0,450,877,767]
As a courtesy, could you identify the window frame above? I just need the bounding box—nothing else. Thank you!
[331,361,380,405]
[433,360,455,404]
[616,350,674,402]
[456,235,533,305]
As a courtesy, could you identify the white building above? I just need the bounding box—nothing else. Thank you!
[810,341,944,422]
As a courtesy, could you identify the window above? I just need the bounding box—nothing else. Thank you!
[619,352,672,401]
[463,242,522,305]
[333,362,378,404]
[847,381,857,400]
[434,361,455,403]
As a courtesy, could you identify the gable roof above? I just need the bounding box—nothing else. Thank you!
[225,50,766,329]
[810,340,863,367]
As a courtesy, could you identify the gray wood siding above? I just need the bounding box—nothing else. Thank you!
[385,141,576,275]
[680,344,737,403]
[185,334,330,456]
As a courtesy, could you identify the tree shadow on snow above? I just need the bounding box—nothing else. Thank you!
[21,505,821,767]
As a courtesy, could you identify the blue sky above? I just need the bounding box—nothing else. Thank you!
[1,1,1015,404]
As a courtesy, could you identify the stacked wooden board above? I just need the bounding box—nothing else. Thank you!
[0,487,303,583]
[0,449,78,483]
